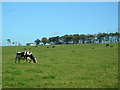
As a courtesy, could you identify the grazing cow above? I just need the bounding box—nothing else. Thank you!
[106,44,109,46]
[92,47,94,49]
[47,47,49,48]
[24,48,26,50]
[110,46,113,47]
[52,46,55,48]
[15,51,37,64]
[29,48,31,50]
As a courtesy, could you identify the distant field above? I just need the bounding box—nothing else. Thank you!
[2,43,118,88]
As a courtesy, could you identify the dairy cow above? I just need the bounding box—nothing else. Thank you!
[15,51,37,64]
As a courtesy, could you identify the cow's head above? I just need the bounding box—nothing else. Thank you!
[29,53,37,63]
[33,58,37,63]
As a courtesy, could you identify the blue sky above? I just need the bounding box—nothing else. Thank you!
[2,2,118,46]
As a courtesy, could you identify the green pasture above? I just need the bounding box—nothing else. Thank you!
[2,43,118,88]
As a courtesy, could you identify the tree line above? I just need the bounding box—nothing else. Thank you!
[6,32,120,46]
[34,32,120,45]
[6,39,21,46]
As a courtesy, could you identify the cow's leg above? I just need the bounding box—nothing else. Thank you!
[26,57,30,63]
[15,56,18,64]
[26,57,31,63]
[18,59,20,64]
[26,59,28,63]
[29,60,32,63]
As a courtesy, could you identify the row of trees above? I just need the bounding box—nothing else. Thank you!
[6,39,21,46]
[34,32,120,45]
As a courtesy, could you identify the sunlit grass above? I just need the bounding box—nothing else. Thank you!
[2,43,118,88]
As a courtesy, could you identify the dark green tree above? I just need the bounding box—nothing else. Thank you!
[104,33,109,43]
[97,33,102,43]
[54,36,60,44]
[63,35,73,44]
[7,39,11,46]
[35,39,40,45]
[109,33,114,43]
[73,34,79,44]
[41,37,48,45]
[80,34,87,44]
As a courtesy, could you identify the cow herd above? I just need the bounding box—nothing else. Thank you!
[14,44,114,64]
[106,44,113,47]
[47,46,55,48]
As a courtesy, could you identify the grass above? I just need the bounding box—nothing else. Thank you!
[2,43,118,88]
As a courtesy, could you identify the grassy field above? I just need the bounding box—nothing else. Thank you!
[2,43,118,88]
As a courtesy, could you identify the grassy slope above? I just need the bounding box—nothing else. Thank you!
[2,43,118,88]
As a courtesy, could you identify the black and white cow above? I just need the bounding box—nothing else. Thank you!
[15,51,37,64]
[52,46,55,48]
[106,44,109,46]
